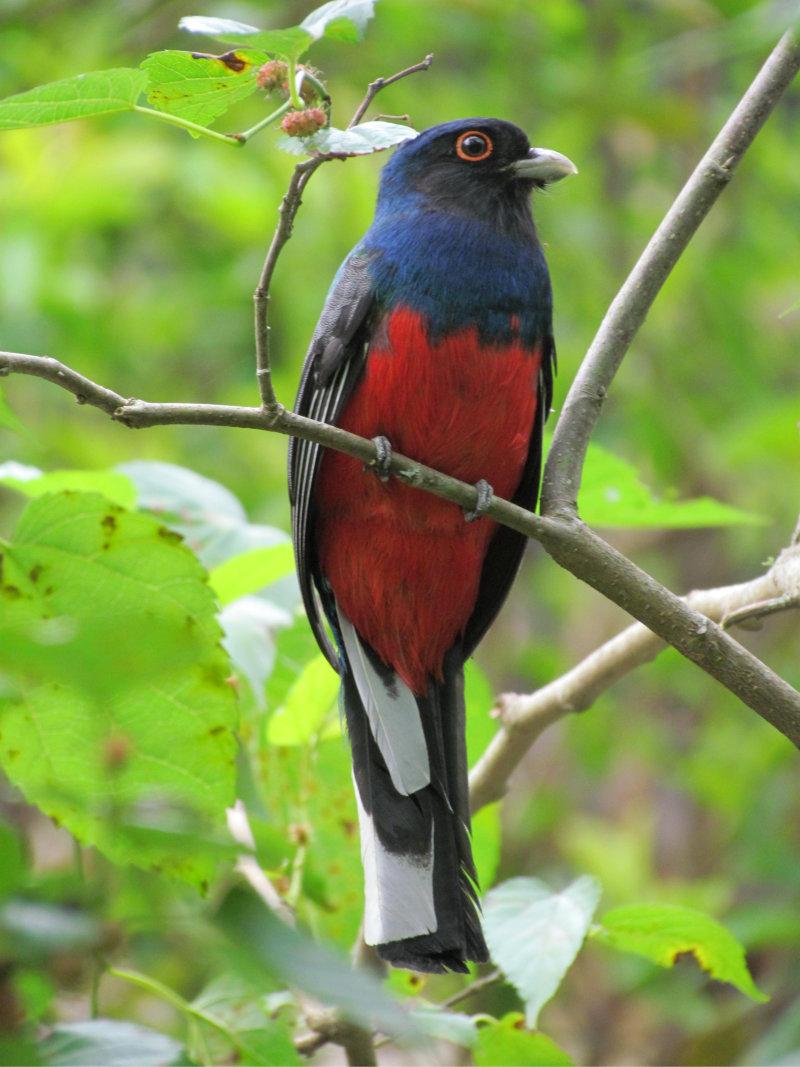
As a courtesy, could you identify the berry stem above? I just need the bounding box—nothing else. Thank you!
[239,98,293,143]
[287,58,304,109]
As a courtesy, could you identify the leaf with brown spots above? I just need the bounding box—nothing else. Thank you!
[0,491,238,887]
[140,49,267,131]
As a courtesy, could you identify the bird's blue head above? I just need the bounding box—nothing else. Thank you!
[377,117,576,230]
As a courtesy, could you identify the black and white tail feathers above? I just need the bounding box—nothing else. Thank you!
[336,608,488,973]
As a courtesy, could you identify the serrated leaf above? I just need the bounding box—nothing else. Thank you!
[474,1014,574,1067]
[209,544,295,606]
[0,69,146,130]
[483,875,601,1027]
[280,120,417,156]
[0,492,237,886]
[141,50,265,130]
[39,1020,183,1066]
[579,442,764,528]
[0,464,136,508]
[595,903,768,1002]
[267,654,339,745]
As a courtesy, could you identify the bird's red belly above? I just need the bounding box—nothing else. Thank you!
[315,307,541,694]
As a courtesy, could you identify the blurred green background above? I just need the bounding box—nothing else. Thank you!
[1,1,799,1064]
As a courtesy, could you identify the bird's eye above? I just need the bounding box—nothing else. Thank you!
[455,131,493,162]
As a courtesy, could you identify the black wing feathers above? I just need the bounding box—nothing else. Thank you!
[289,252,376,667]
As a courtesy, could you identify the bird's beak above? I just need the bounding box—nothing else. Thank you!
[511,146,578,184]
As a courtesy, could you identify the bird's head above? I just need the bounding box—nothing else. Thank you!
[377,117,576,228]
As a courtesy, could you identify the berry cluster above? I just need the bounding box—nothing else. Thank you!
[257,60,328,138]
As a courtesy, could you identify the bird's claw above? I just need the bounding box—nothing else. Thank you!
[464,479,493,522]
[367,435,393,482]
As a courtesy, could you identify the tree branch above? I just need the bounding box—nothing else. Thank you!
[1,356,799,748]
[3,344,800,747]
[469,537,800,812]
[540,25,800,519]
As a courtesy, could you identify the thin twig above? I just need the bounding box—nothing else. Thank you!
[440,969,503,1009]
[251,53,433,408]
[253,159,324,408]
[469,539,800,812]
[541,26,800,518]
[348,53,433,127]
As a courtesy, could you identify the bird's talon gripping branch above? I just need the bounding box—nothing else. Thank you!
[464,479,494,522]
[367,435,393,481]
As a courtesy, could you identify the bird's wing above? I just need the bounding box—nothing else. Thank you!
[462,332,555,657]
[288,249,376,667]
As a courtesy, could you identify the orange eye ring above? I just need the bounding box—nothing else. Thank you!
[455,130,493,162]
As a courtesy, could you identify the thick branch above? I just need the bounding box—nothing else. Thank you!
[541,26,800,518]
[3,346,800,749]
[469,540,800,811]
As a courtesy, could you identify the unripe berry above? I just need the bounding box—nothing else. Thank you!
[280,107,327,137]
[257,60,289,93]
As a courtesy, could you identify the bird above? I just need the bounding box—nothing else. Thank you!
[288,118,575,973]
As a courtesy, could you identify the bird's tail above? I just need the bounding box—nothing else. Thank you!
[336,608,488,973]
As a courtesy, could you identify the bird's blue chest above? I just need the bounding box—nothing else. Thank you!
[361,210,551,348]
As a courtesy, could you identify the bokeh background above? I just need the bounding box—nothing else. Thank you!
[0,1,798,1064]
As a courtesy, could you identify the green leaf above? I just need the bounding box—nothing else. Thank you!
[578,443,763,528]
[141,50,265,131]
[474,1014,574,1067]
[483,875,601,1027]
[0,463,136,509]
[39,1020,183,1066]
[595,903,768,1002]
[180,1,375,61]
[0,492,237,886]
[279,120,417,157]
[216,889,419,1044]
[0,69,146,131]
[209,543,295,606]
[267,654,339,745]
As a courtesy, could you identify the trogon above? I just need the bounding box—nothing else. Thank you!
[289,118,575,972]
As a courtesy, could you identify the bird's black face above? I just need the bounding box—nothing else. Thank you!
[380,118,576,229]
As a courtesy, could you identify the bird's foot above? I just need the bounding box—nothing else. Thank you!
[464,479,493,522]
[366,435,393,482]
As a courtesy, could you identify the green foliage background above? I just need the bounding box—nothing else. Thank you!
[0,1,798,1064]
